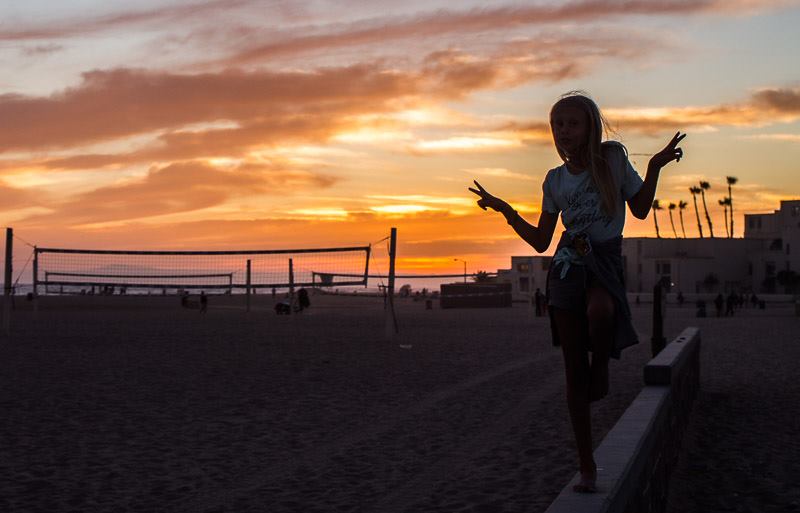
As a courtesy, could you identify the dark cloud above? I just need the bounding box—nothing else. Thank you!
[0,0,254,41]
[218,0,784,65]
[751,87,800,113]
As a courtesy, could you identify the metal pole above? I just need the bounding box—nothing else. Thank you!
[246,259,251,313]
[363,245,371,288]
[528,256,534,311]
[32,247,38,313]
[463,260,467,283]
[3,228,13,336]
[651,283,666,356]
[288,258,294,315]
[388,229,396,298]
[385,228,398,338]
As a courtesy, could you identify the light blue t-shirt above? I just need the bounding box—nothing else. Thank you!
[541,142,644,243]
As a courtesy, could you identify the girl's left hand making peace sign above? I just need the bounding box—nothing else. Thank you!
[649,131,687,170]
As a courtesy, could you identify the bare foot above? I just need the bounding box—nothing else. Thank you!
[589,358,609,402]
[573,466,597,493]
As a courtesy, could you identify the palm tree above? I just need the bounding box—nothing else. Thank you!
[668,203,678,238]
[726,176,738,238]
[718,198,730,238]
[678,200,688,238]
[689,187,704,238]
[652,199,662,238]
[699,181,714,238]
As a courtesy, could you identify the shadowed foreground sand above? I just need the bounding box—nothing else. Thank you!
[1,294,795,512]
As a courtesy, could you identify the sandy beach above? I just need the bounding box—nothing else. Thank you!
[1,293,797,512]
[665,304,800,512]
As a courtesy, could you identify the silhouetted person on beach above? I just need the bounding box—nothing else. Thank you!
[534,288,544,316]
[199,291,207,314]
[714,293,724,317]
[677,291,684,307]
[296,288,310,312]
[725,291,736,316]
[470,91,685,493]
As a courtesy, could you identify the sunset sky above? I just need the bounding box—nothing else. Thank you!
[2,0,799,276]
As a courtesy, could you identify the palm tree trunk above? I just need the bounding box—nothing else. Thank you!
[669,211,678,238]
[654,211,661,238]
[700,190,714,238]
[728,184,734,238]
[692,195,704,238]
[723,205,729,237]
[679,211,687,238]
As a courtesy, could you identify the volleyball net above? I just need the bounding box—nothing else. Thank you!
[34,245,371,295]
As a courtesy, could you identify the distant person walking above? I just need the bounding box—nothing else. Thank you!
[199,291,207,314]
[534,288,544,316]
[714,293,724,317]
[469,91,685,493]
[725,291,736,316]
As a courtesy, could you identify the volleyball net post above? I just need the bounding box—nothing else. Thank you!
[32,246,39,313]
[385,227,399,341]
[245,259,251,313]
[288,258,295,315]
[3,228,12,336]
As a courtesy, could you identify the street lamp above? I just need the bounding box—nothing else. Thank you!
[453,258,467,283]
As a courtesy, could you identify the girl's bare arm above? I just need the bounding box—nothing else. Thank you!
[628,132,686,219]
[469,180,558,253]
[506,208,558,253]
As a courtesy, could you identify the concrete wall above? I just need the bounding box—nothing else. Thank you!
[543,327,700,513]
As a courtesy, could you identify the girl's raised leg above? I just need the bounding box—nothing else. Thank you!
[552,307,596,492]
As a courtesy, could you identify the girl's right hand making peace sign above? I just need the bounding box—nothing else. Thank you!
[468,180,510,213]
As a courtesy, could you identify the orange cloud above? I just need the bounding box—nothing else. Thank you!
[0,182,36,211]
[0,65,420,153]
[20,161,337,227]
[584,87,800,136]
[0,40,608,166]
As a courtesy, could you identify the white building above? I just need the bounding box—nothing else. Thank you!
[497,200,800,299]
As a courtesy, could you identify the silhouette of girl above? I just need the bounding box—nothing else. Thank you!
[469,91,685,493]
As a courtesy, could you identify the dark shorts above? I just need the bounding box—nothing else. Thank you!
[547,263,599,313]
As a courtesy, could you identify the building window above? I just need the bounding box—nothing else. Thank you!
[517,262,529,273]
[520,277,529,292]
[656,260,671,275]
[766,262,776,277]
[792,206,800,216]
[749,217,756,229]
[541,257,551,270]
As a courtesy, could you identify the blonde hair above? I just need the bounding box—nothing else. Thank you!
[550,91,619,217]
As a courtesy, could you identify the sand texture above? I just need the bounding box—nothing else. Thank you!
[1,294,795,512]
[665,304,800,512]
